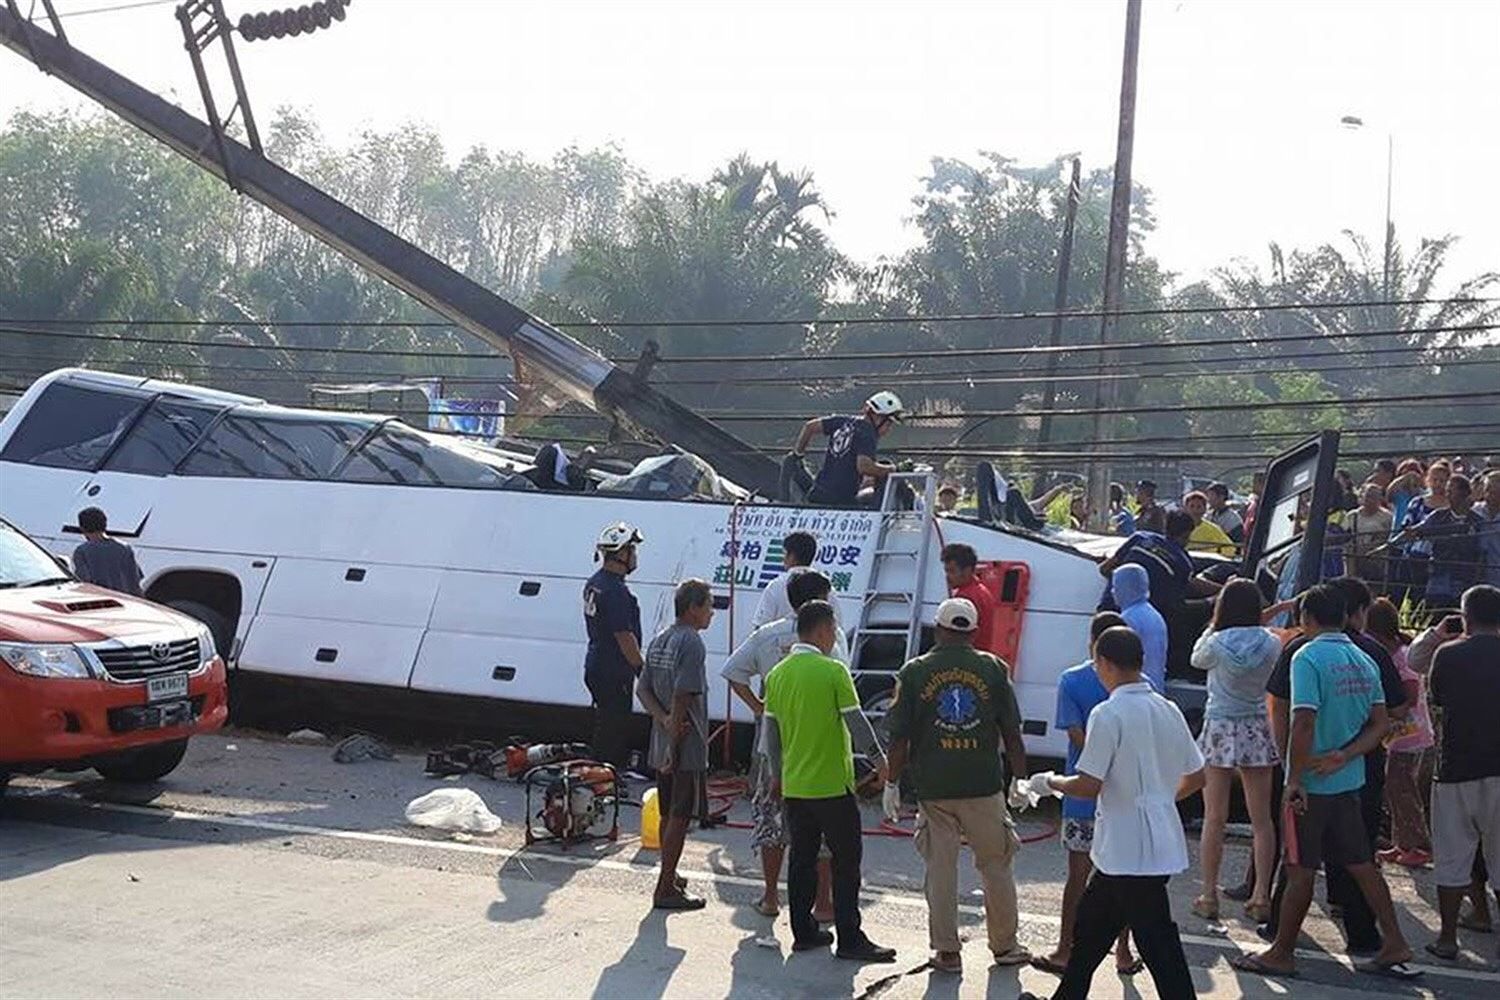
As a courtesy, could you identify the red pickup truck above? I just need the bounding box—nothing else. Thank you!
[0,517,228,791]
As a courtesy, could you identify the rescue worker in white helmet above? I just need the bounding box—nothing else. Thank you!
[583,522,644,770]
[791,391,905,507]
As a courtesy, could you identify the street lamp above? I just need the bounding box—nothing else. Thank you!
[1339,115,1395,303]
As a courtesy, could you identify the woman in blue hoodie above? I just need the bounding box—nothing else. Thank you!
[1189,579,1283,923]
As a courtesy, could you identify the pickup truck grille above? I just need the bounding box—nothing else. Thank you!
[95,639,201,681]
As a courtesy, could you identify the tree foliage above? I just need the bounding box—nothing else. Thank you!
[2,109,1494,481]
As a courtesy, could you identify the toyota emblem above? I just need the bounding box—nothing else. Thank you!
[150,642,172,663]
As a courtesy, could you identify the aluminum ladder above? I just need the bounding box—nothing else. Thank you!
[850,471,938,710]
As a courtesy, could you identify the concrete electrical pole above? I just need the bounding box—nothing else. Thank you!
[1038,156,1083,450]
[1088,0,1142,530]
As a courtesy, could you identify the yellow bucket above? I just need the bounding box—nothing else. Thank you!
[640,786,662,850]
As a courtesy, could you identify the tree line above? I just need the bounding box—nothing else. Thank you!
[2,109,1496,484]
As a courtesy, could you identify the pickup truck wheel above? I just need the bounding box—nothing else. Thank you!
[95,738,189,783]
[165,600,233,659]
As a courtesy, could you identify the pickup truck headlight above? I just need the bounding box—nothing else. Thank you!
[193,623,217,665]
[0,643,94,679]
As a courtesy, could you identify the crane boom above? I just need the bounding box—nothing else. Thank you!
[0,6,779,494]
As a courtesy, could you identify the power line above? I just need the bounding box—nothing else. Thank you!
[640,322,1500,365]
[55,0,176,17]
[3,319,1496,365]
[0,295,1490,331]
[0,376,1492,467]
[9,359,1500,423]
[11,341,1500,393]
[696,390,1500,423]
[14,334,1500,389]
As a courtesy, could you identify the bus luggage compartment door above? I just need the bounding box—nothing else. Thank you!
[236,558,439,687]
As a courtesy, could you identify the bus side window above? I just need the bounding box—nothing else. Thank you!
[0,382,149,470]
[180,414,368,480]
[338,425,508,489]
[105,398,226,475]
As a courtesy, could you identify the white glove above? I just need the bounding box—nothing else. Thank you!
[882,782,902,822]
[1027,771,1063,801]
[1007,776,1031,811]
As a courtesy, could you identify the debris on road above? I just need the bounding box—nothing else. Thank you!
[404,788,503,834]
[333,733,394,764]
[286,729,327,744]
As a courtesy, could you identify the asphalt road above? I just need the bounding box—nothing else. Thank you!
[2,732,1497,999]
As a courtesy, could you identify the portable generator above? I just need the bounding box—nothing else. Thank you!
[522,758,621,847]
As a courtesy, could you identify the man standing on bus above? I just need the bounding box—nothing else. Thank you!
[583,522,644,771]
[789,392,905,507]
[72,507,143,597]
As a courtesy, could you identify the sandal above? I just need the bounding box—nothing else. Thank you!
[1356,959,1422,981]
[1230,953,1298,979]
[753,899,780,918]
[1245,901,1273,924]
[653,892,707,911]
[1424,941,1460,961]
[1029,955,1068,976]
[1191,897,1220,921]
[1115,958,1144,976]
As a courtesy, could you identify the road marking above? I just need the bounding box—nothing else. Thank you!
[16,788,1500,986]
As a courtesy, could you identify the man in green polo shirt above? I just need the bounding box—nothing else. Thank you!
[886,597,1031,974]
[764,600,896,963]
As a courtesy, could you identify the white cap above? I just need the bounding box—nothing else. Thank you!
[935,597,979,632]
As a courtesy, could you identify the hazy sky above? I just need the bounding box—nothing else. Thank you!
[4,0,1497,291]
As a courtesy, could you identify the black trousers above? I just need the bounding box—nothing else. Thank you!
[1264,755,1384,951]
[584,672,633,770]
[1054,873,1197,1000]
[786,793,865,947]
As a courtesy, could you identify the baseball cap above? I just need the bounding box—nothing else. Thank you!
[935,597,979,632]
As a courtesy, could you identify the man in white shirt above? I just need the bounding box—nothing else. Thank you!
[1027,627,1206,1000]
[751,531,818,630]
[724,570,848,918]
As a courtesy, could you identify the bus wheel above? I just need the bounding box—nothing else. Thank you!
[166,600,233,659]
[95,739,189,783]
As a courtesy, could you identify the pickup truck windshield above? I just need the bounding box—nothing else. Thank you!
[0,523,69,589]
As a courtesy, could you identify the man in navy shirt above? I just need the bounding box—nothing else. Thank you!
[583,522,645,770]
[1098,510,1219,617]
[791,391,904,507]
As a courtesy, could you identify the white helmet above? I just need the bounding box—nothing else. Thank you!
[865,391,905,419]
[596,521,644,553]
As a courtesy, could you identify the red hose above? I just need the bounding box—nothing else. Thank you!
[702,774,1058,842]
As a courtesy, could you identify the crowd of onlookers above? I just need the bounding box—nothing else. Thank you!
[1070,455,1500,984]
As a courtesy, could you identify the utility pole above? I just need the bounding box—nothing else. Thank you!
[1038,156,1082,450]
[1088,0,1141,530]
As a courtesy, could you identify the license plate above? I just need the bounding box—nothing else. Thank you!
[146,672,189,703]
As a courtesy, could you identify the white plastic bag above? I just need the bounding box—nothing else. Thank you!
[404,788,503,834]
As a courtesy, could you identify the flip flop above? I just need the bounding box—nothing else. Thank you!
[1356,959,1423,981]
[1115,958,1145,976]
[1028,956,1068,976]
[1424,942,1460,961]
[753,900,780,918]
[653,893,707,911]
[1230,953,1298,979]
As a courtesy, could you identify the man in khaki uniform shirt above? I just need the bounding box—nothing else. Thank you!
[885,598,1031,973]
